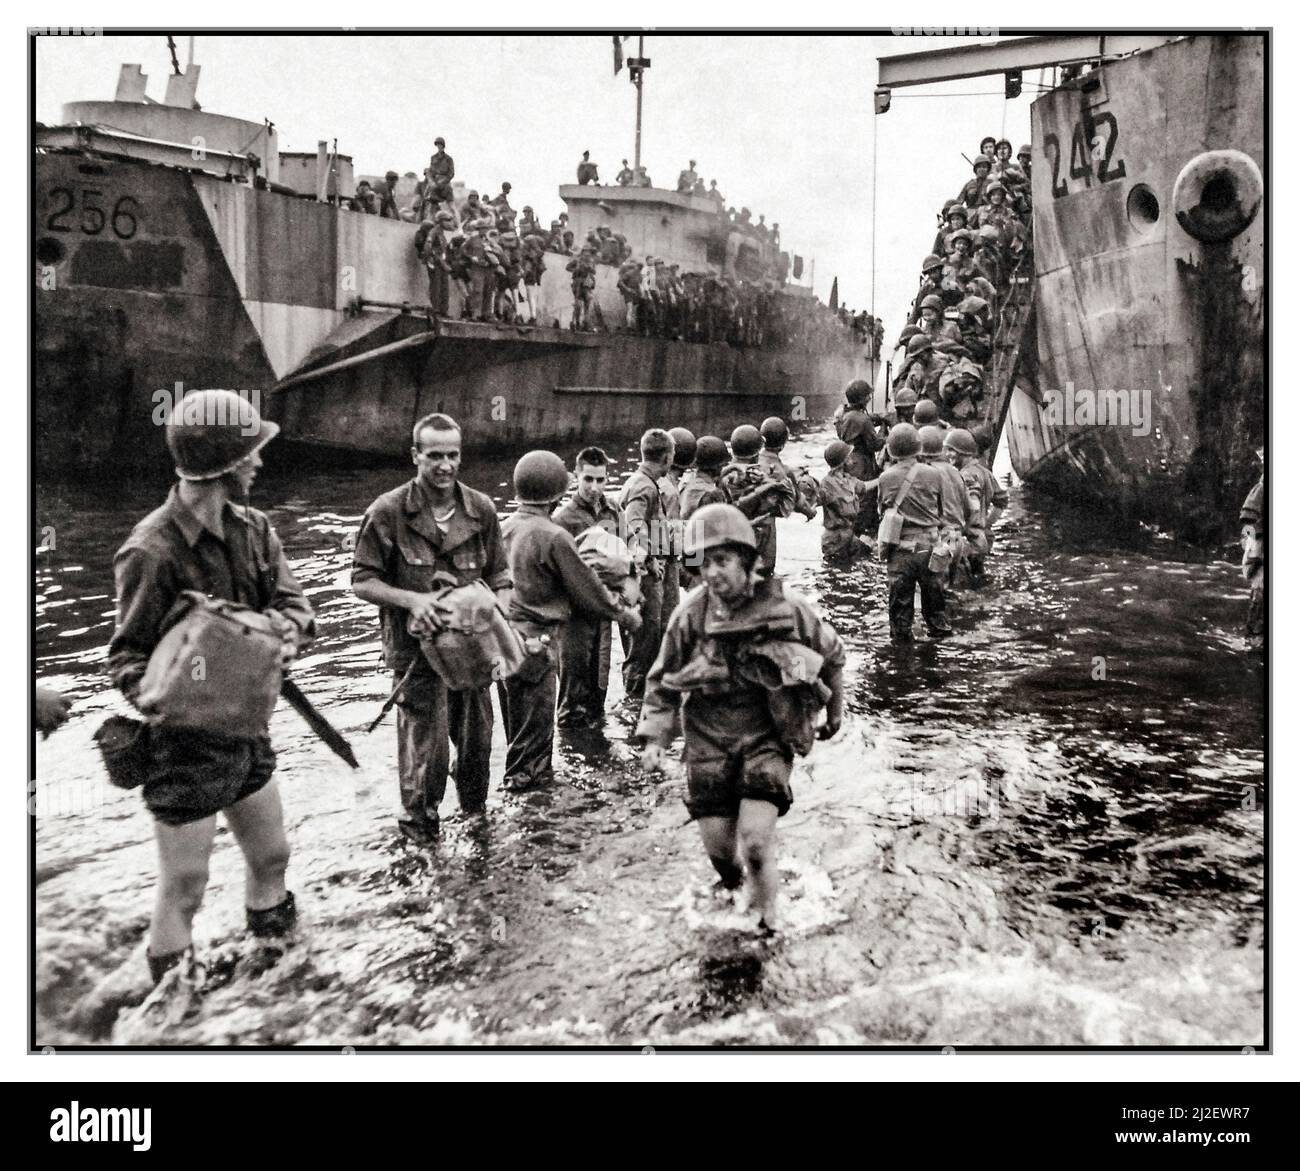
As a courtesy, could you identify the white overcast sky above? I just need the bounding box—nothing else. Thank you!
[35,31,1031,341]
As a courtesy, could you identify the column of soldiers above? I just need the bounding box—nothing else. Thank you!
[97,392,848,977]
[890,137,1033,427]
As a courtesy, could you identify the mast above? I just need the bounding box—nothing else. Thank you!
[629,36,650,173]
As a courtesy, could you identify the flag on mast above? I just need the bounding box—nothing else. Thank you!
[829,277,839,311]
[613,35,627,75]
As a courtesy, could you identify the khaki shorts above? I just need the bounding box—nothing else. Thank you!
[684,742,793,820]
[142,727,276,826]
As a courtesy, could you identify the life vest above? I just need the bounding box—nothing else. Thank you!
[663,581,832,756]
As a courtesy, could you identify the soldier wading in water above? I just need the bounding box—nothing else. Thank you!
[637,504,844,931]
[106,391,314,990]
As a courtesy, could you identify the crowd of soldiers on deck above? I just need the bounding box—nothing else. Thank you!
[362,137,871,354]
[888,136,1033,426]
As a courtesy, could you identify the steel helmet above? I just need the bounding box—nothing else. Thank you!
[894,387,919,408]
[684,503,756,557]
[920,293,944,311]
[958,295,990,317]
[729,424,762,457]
[694,435,730,471]
[913,399,940,426]
[947,205,968,221]
[512,450,570,504]
[921,253,944,272]
[1018,144,1032,159]
[973,156,992,172]
[824,440,851,468]
[906,334,933,356]
[435,209,456,224]
[948,228,974,246]
[844,379,872,406]
[166,389,279,481]
[943,428,979,456]
[977,225,1001,244]
[886,423,921,459]
[919,425,946,455]
[996,138,1013,153]
[985,180,1006,198]
[668,427,698,468]
[972,425,995,453]
[898,325,922,345]
[760,416,789,448]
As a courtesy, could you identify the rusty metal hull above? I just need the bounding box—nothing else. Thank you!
[1007,34,1264,539]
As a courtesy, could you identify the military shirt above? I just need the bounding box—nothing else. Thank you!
[352,478,510,670]
[552,491,621,540]
[429,151,455,185]
[876,456,945,543]
[679,471,727,520]
[618,463,671,562]
[108,486,315,703]
[500,505,624,630]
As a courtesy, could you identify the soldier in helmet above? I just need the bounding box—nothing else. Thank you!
[352,413,511,844]
[957,154,993,211]
[661,427,698,621]
[910,254,948,323]
[758,416,817,519]
[678,436,731,590]
[461,218,498,322]
[520,231,547,323]
[972,225,1004,288]
[720,424,797,579]
[902,334,950,403]
[617,257,643,331]
[876,423,952,640]
[977,181,1018,241]
[577,150,599,185]
[107,390,315,988]
[414,210,456,317]
[835,380,885,485]
[939,204,971,257]
[992,138,1026,189]
[616,158,634,186]
[566,246,598,331]
[817,440,875,566]
[618,429,677,705]
[499,452,642,786]
[677,159,699,193]
[939,356,985,424]
[889,386,919,429]
[919,424,976,585]
[638,504,845,930]
[429,137,455,205]
[944,428,999,586]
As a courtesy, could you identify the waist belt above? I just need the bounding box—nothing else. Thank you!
[895,526,939,552]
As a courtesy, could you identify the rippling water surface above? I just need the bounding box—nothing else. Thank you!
[33,430,1265,1046]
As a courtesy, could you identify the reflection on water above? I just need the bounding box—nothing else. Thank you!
[34,429,1264,1046]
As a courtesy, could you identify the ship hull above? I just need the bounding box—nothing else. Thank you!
[1010,34,1264,538]
[272,317,857,459]
[35,150,866,475]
